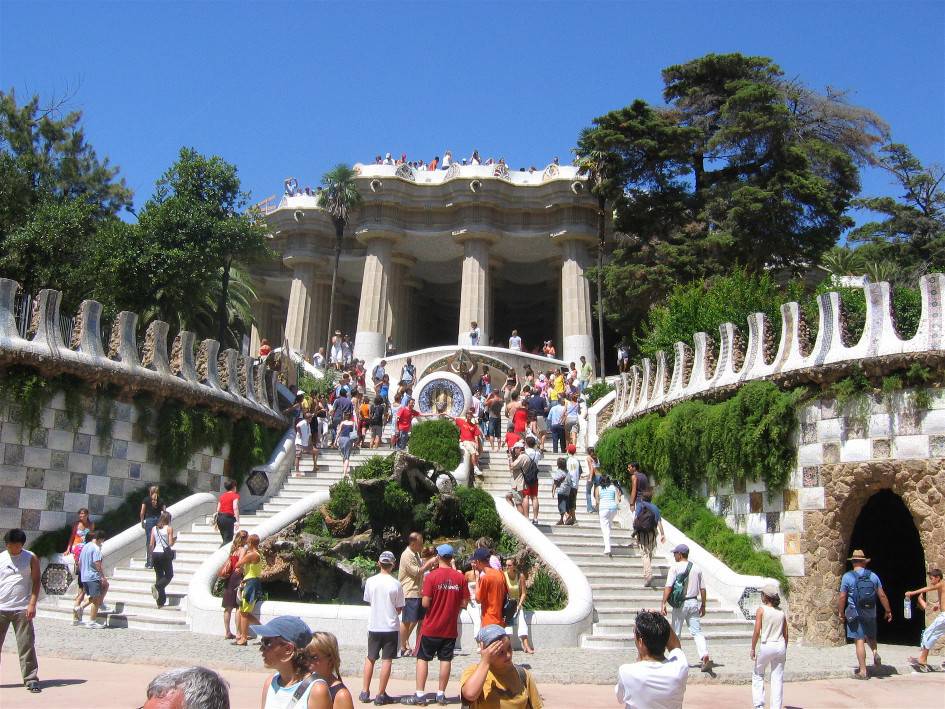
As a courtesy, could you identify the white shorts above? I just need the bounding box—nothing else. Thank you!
[921,612,945,650]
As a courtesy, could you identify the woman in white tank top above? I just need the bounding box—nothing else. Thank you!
[750,584,788,709]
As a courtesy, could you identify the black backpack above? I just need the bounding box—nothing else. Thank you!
[633,504,658,534]
[854,571,877,610]
[521,456,539,486]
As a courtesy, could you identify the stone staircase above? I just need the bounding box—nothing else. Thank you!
[37,446,375,631]
[476,445,754,651]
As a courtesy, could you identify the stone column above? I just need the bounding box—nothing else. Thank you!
[311,274,332,356]
[283,259,319,358]
[249,297,274,356]
[386,254,415,352]
[456,233,494,346]
[354,236,394,364]
[559,238,596,367]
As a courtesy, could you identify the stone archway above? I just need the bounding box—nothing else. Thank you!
[790,459,945,646]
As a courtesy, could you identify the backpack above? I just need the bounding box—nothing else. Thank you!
[555,471,572,496]
[667,562,692,609]
[633,504,658,535]
[853,571,877,610]
[521,456,539,486]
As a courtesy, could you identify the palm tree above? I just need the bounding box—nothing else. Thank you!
[317,164,363,357]
[574,132,624,378]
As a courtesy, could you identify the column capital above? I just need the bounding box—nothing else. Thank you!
[550,229,597,249]
[392,252,417,268]
[354,227,403,247]
[452,228,498,246]
[282,252,321,269]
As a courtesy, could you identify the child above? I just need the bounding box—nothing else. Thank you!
[906,568,945,672]
[550,457,572,526]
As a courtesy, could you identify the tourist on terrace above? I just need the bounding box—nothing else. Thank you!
[341,335,353,367]
[442,150,452,169]
[470,150,481,165]
[428,156,439,171]
[615,612,687,709]
[479,365,492,395]
[394,397,422,449]
[469,320,481,347]
[839,549,892,679]
[399,356,416,393]
[751,583,788,709]
[284,177,298,196]
[258,338,272,358]
[542,340,556,358]
[456,408,484,477]
[503,368,518,397]
[402,544,469,706]
[140,485,166,569]
[304,631,353,708]
[384,153,393,165]
[359,551,404,705]
[617,343,630,373]
[508,329,522,351]
[385,335,396,357]
[252,615,315,707]
[0,528,41,693]
[329,336,344,370]
[662,544,712,673]
[461,625,542,708]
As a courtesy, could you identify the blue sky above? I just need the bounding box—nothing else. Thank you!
[2,1,943,230]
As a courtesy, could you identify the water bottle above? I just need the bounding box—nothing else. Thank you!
[903,596,912,620]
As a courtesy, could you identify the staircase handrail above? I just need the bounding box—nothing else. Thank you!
[586,389,616,447]
[492,496,594,645]
[238,428,295,513]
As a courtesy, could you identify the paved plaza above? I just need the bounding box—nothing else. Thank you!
[2,618,944,707]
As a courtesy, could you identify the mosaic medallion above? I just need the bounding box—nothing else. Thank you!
[246,469,270,497]
[41,561,72,595]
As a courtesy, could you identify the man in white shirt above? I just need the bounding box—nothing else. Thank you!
[508,330,522,351]
[312,348,326,369]
[0,528,41,693]
[361,551,405,705]
[469,321,481,347]
[615,611,687,709]
[661,544,711,671]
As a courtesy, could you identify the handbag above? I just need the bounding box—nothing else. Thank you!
[211,512,220,530]
[503,596,519,627]
[218,557,234,579]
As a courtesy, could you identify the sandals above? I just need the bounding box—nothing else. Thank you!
[231,640,248,646]
[852,672,869,680]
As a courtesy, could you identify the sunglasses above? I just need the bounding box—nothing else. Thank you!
[260,637,286,649]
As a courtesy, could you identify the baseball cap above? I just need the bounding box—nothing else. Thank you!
[471,548,491,562]
[476,624,507,646]
[436,544,454,557]
[297,390,306,396]
[760,583,780,598]
[379,551,396,565]
[512,440,525,450]
[671,544,690,555]
[249,615,312,648]
[566,444,576,454]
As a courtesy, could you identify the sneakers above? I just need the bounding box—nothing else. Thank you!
[72,606,83,625]
[374,693,394,705]
[436,693,447,706]
[25,680,41,693]
[358,690,371,703]
[85,621,106,629]
[401,695,427,706]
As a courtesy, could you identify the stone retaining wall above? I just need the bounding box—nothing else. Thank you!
[0,392,228,542]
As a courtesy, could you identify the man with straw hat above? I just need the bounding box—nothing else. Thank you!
[837,549,892,679]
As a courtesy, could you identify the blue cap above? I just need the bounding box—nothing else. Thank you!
[471,547,491,562]
[249,615,312,648]
[671,544,689,555]
[476,624,507,646]
[436,543,454,557]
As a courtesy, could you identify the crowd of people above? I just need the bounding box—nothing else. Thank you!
[371,150,561,175]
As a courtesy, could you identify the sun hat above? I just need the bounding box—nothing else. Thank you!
[436,543,454,557]
[671,544,690,555]
[249,616,312,648]
[476,624,507,646]
[848,549,870,562]
[378,551,396,565]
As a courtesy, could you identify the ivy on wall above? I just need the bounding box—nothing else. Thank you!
[597,381,804,492]
[0,366,87,439]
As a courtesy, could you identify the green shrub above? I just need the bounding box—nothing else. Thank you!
[299,369,336,400]
[408,419,461,470]
[524,567,567,611]
[229,418,285,485]
[584,381,614,406]
[455,486,501,541]
[655,484,789,593]
[28,481,193,558]
[805,282,922,345]
[353,454,395,481]
[326,478,364,521]
[597,381,802,491]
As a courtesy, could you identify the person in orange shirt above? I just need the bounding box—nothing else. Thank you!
[471,548,507,637]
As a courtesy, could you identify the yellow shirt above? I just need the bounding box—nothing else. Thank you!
[503,571,520,601]
[399,547,423,598]
[459,664,543,709]
[242,558,263,580]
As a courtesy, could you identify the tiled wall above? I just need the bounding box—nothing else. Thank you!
[0,392,228,545]
[705,388,945,577]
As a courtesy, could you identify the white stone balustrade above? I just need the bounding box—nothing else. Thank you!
[0,277,285,426]
[597,274,945,434]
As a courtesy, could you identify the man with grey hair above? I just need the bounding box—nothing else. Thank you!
[143,666,229,709]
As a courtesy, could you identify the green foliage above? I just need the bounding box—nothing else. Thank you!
[28,481,192,558]
[154,402,230,480]
[326,478,364,522]
[455,486,502,542]
[523,567,568,611]
[577,53,886,339]
[349,555,378,578]
[596,381,802,491]
[638,268,805,360]
[298,370,337,400]
[583,381,614,406]
[655,484,789,593]
[229,418,284,485]
[302,510,330,537]
[805,282,922,344]
[0,367,91,439]
[408,419,461,470]
[352,454,395,481]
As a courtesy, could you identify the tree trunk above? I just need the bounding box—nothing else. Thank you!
[597,195,606,379]
[217,258,231,346]
[325,222,344,358]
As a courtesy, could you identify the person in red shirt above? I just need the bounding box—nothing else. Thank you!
[455,409,483,473]
[403,544,469,706]
[215,480,240,544]
[395,397,424,450]
[471,548,507,637]
[258,338,272,358]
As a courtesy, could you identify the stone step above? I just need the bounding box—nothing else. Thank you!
[112,568,196,585]
[581,632,750,650]
[593,617,751,634]
[594,606,734,619]
[37,605,188,631]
